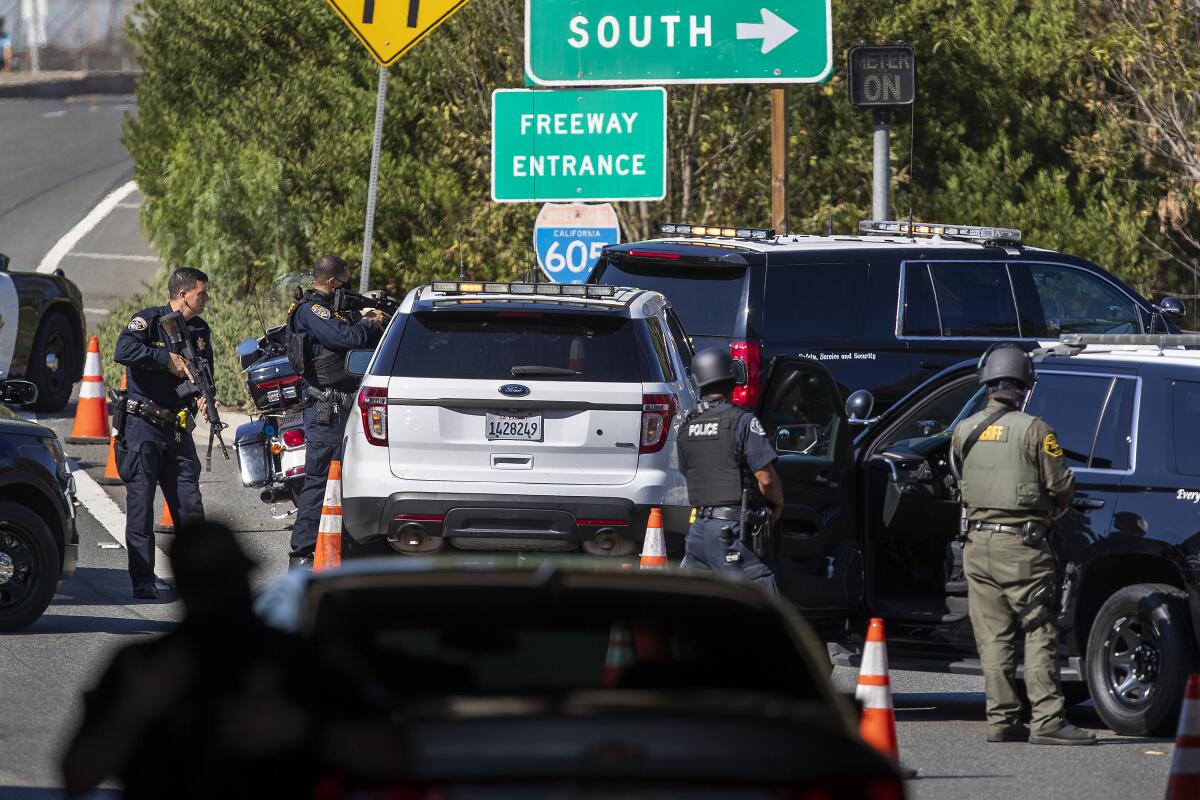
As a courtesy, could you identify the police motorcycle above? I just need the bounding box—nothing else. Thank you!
[233,273,310,519]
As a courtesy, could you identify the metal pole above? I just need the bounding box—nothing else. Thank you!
[871,108,892,220]
[360,66,389,294]
[770,87,788,235]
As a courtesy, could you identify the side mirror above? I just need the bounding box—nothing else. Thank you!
[1,380,38,406]
[845,389,876,424]
[344,349,373,377]
[1157,296,1186,318]
[0,253,10,272]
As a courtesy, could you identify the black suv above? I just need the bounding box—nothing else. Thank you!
[752,333,1200,736]
[593,221,1180,413]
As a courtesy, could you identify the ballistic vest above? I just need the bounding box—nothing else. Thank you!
[286,291,357,392]
[677,402,749,507]
[955,408,1053,520]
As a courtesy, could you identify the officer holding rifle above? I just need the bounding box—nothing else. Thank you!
[675,347,784,593]
[114,268,216,600]
[285,255,386,569]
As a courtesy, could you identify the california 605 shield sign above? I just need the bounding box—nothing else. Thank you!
[534,203,620,284]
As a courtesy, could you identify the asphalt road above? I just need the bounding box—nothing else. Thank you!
[0,96,1179,799]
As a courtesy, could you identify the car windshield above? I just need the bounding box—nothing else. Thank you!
[593,258,747,337]
[311,584,822,700]
[390,310,651,382]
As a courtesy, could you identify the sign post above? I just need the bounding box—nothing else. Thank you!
[324,0,474,289]
[492,87,667,203]
[534,203,621,284]
[525,1,833,85]
[848,43,916,221]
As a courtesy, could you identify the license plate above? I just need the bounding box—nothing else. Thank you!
[280,412,303,431]
[486,413,543,441]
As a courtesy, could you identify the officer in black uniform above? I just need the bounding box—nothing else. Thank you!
[114,268,212,599]
[675,347,784,593]
[285,255,385,568]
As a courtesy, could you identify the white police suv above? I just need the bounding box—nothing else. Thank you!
[340,281,697,558]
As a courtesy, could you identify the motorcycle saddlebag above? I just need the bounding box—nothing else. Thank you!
[233,420,273,488]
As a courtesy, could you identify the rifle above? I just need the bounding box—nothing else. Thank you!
[332,287,401,316]
[159,311,230,471]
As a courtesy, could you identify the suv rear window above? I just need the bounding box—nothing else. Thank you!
[389,309,656,382]
[1025,372,1135,470]
[904,262,1020,337]
[593,258,747,337]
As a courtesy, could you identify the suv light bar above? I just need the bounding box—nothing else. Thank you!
[859,219,1023,244]
[660,222,775,240]
[430,281,617,298]
[1060,333,1200,347]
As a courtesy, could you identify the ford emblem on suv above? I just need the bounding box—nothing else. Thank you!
[498,384,531,397]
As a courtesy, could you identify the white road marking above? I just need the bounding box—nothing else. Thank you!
[83,307,110,316]
[114,202,140,209]
[68,458,173,581]
[41,109,66,119]
[37,180,138,275]
[69,252,159,263]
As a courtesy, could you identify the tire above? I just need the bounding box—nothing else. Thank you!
[0,502,61,631]
[1085,583,1198,736]
[27,312,78,413]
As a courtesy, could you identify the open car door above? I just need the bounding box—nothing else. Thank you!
[757,357,861,633]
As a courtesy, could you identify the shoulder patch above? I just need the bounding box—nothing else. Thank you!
[311,304,331,320]
[127,316,148,332]
[748,416,766,437]
[1043,433,1063,458]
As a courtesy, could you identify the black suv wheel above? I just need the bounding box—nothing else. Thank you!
[1086,583,1198,736]
[27,312,78,412]
[0,502,60,631]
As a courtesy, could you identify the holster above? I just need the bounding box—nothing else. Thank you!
[1021,520,1050,547]
[1018,581,1057,632]
[110,391,128,439]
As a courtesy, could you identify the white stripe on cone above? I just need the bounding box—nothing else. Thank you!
[856,683,894,710]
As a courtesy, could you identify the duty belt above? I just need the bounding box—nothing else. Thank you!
[304,387,350,407]
[125,396,183,429]
[695,506,744,521]
[969,521,1025,535]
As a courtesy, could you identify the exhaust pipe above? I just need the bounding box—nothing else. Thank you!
[260,487,279,504]
[387,523,445,555]
[583,528,636,557]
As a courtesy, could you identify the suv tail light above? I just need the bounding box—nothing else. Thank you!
[730,340,761,409]
[358,386,388,446]
[640,393,677,453]
[282,428,305,448]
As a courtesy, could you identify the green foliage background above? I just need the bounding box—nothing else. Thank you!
[102,0,1199,404]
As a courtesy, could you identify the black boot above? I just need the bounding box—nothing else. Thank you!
[288,554,314,571]
[1029,724,1097,745]
[986,724,1030,743]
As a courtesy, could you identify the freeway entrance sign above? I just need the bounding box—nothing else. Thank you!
[525,1,833,85]
[534,203,620,283]
[325,0,472,66]
[491,87,667,203]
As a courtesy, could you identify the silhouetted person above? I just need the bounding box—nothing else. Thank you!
[62,522,407,798]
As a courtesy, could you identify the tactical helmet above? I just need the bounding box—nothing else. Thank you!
[692,346,738,391]
[977,343,1035,389]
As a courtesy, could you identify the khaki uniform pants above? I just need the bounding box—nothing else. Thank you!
[963,530,1064,735]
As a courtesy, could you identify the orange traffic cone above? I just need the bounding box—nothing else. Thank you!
[313,460,343,572]
[601,621,635,687]
[1165,675,1200,799]
[568,336,586,373]
[639,507,667,570]
[154,502,174,534]
[66,336,109,444]
[98,372,126,485]
[857,618,902,763]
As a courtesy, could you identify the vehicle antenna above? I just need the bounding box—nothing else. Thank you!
[906,83,918,243]
[458,252,467,281]
[250,277,268,335]
[826,178,835,236]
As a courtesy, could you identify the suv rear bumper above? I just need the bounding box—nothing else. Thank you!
[344,492,690,556]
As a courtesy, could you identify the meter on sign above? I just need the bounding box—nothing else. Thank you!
[534,203,620,284]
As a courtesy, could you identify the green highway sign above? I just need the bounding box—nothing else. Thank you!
[525,1,833,85]
[491,87,667,203]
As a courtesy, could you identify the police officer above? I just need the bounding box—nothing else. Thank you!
[114,268,212,599]
[286,255,385,568]
[952,344,1095,745]
[675,347,784,592]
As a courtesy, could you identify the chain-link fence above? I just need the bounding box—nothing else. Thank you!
[0,0,134,72]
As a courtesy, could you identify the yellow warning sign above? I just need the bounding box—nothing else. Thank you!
[324,0,473,66]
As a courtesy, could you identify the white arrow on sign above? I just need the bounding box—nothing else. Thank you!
[736,8,799,55]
